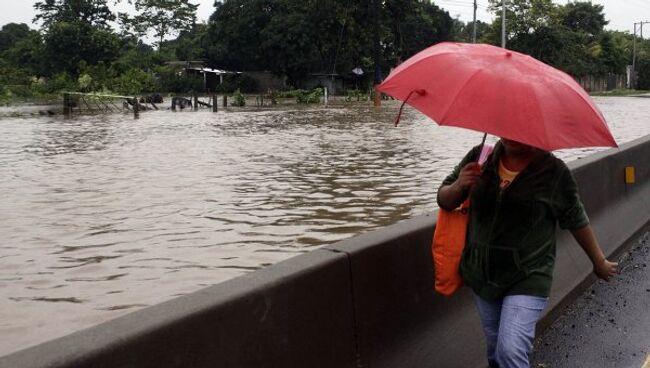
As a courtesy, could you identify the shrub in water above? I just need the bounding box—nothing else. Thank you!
[232,89,246,107]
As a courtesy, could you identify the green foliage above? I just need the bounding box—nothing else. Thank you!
[0,0,641,102]
[34,0,115,29]
[345,89,368,101]
[166,24,208,61]
[295,88,322,104]
[231,89,246,107]
[109,68,156,95]
[43,22,120,76]
[452,20,490,43]
[206,0,454,86]
[78,73,93,92]
[484,0,632,77]
[0,23,31,52]
[2,30,46,76]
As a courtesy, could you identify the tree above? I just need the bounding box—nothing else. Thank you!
[482,0,627,77]
[34,0,115,29]
[1,30,46,76]
[560,2,607,39]
[0,23,32,52]
[43,22,120,76]
[486,0,558,44]
[206,0,454,86]
[122,0,198,47]
[164,23,208,61]
[453,20,490,43]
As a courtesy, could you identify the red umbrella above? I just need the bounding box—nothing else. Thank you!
[378,42,617,151]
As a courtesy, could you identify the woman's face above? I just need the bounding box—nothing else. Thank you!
[501,138,535,156]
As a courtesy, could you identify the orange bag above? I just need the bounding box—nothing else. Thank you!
[432,144,492,296]
[432,199,470,296]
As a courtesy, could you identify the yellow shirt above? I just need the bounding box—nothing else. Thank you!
[498,160,519,190]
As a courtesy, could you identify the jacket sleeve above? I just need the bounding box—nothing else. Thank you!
[440,145,482,188]
[552,164,590,230]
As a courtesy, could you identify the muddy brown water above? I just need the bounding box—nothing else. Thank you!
[1,97,649,355]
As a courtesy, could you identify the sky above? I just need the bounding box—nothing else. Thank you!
[1,0,649,37]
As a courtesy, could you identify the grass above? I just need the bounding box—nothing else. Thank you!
[590,88,650,97]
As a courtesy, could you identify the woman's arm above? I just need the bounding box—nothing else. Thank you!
[570,225,618,281]
[437,162,481,211]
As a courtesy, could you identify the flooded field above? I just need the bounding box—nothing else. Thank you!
[1,97,649,355]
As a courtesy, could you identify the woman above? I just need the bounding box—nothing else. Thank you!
[437,138,617,368]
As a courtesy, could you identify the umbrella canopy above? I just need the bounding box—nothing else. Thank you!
[378,42,617,151]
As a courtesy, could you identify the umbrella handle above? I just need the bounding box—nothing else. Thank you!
[394,89,426,127]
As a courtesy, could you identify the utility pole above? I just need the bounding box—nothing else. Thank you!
[472,0,477,43]
[373,0,382,107]
[632,21,650,89]
[501,0,506,48]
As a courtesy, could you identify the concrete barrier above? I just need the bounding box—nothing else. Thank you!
[0,250,357,368]
[2,136,649,368]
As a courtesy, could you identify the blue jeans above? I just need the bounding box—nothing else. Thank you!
[473,294,548,368]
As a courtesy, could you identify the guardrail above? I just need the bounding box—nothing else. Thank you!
[1,135,649,368]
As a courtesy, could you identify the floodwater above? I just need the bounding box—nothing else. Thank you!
[1,97,649,355]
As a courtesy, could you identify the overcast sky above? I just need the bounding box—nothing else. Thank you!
[1,0,648,37]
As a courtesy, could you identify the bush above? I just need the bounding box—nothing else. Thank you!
[110,68,156,95]
[231,89,246,107]
[4,84,33,98]
[26,72,78,95]
[295,88,322,104]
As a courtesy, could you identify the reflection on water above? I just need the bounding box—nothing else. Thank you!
[1,97,649,355]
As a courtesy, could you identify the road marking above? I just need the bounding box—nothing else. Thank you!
[642,354,650,368]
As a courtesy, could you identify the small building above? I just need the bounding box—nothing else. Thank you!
[165,61,240,92]
[185,66,240,92]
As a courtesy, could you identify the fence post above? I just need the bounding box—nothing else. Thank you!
[212,94,218,112]
[373,86,381,107]
[133,97,139,119]
[223,95,228,107]
[193,92,198,111]
[63,93,72,116]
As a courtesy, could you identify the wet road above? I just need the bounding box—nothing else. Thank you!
[532,231,650,368]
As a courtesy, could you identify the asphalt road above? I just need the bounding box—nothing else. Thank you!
[532,231,650,368]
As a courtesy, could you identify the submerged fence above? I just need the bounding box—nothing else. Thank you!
[62,92,222,117]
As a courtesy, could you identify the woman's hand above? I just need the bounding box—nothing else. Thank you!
[455,162,482,191]
[593,258,618,281]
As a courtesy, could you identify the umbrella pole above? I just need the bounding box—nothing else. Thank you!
[477,133,488,163]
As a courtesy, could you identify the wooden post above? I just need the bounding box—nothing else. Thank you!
[63,93,72,116]
[171,97,176,111]
[133,97,139,119]
[373,85,381,107]
[193,92,198,111]
[212,94,218,112]
[223,95,228,107]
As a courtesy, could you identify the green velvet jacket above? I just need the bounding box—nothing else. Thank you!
[440,142,589,300]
